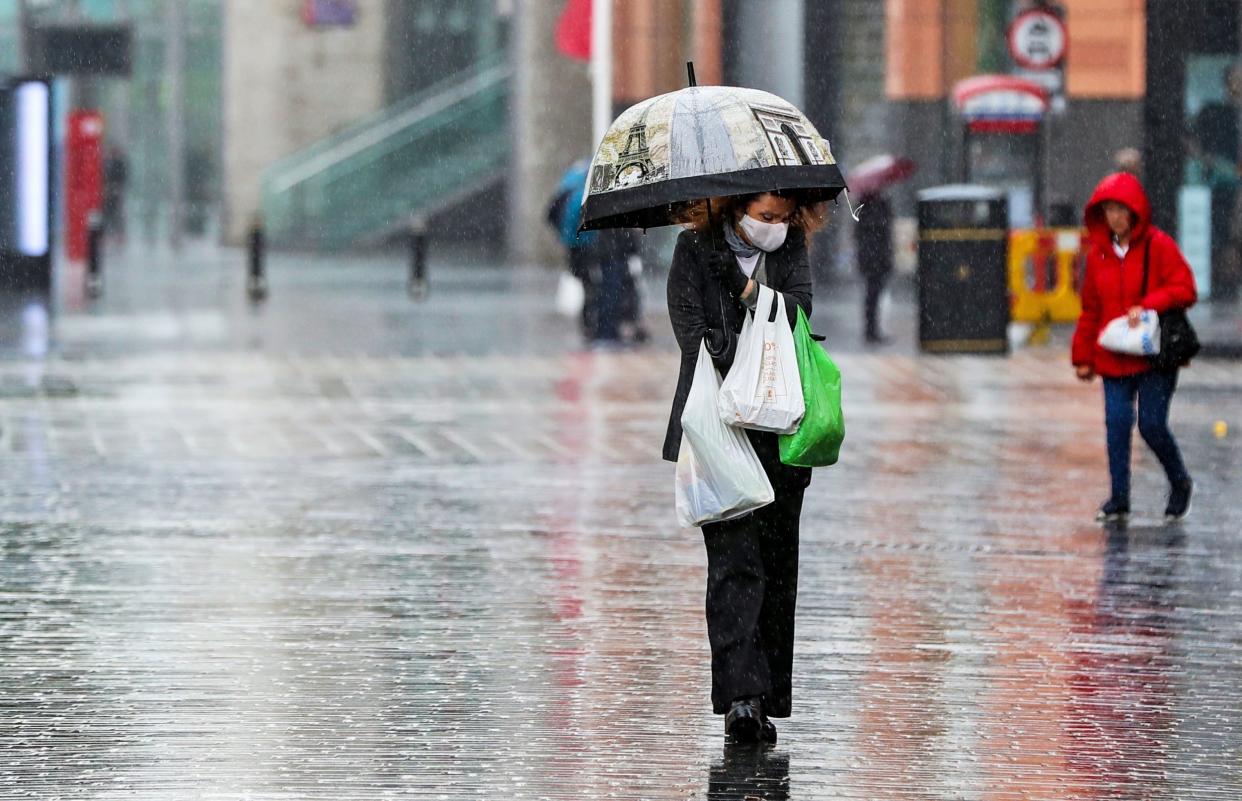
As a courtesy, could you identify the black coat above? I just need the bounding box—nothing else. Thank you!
[663,226,814,478]
[854,196,893,278]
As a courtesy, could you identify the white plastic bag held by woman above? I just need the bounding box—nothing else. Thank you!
[676,341,775,528]
[718,284,804,434]
[1098,310,1160,356]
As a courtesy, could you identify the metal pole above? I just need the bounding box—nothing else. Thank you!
[408,217,429,300]
[1042,111,1052,227]
[590,0,613,146]
[165,0,187,251]
[86,212,104,298]
[247,216,267,302]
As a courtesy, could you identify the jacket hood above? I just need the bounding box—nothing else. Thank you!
[1084,172,1152,248]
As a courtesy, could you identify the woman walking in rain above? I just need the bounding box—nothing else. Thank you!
[664,190,824,743]
[573,77,846,741]
[1072,172,1197,523]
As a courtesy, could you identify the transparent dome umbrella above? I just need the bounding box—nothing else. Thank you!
[578,74,848,233]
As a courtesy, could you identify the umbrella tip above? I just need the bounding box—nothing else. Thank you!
[686,61,697,87]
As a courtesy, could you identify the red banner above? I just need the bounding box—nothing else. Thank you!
[555,0,591,61]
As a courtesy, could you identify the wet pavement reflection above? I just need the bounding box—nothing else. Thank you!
[708,744,790,799]
[1,249,1241,798]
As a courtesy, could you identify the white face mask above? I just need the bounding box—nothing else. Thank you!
[739,214,789,252]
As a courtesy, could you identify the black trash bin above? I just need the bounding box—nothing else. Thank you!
[916,185,1009,354]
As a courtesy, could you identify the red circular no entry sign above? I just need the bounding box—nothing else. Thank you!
[1008,9,1067,71]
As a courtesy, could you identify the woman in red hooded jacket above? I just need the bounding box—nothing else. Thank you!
[1071,173,1197,523]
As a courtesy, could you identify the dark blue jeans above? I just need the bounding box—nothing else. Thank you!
[1102,370,1190,502]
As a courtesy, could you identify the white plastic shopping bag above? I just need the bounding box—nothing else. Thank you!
[675,340,775,528]
[555,272,585,317]
[1098,310,1161,356]
[717,285,805,434]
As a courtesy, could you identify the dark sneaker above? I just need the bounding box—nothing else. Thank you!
[1165,480,1194,522]
[725,697,762,743]
[1096,497,1130,523]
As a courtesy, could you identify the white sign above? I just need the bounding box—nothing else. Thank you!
[1014,67,1063,96]
[1008,10,1067,71]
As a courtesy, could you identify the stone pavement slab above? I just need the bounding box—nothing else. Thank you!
[0,246,1240,799]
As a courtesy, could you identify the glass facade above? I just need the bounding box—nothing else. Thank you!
[0,0,222,241]
[1145,0,1242,352]
[1183,47,1242,302]
[0,3,16,75]
[105,1,223,240]
[2,0,515,245]
[384,0,509,102]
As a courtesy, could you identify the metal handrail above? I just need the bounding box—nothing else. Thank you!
[264,62,512,196]
[262,57,507,174]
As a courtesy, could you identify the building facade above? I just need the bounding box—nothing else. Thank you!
[881,0,1242,302]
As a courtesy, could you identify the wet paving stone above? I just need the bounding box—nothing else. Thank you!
[1,252,1241,798]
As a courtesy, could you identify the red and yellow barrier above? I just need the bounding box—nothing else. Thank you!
[1009,228,1084,324]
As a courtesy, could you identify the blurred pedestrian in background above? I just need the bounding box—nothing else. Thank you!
[665,190,825,743]
[844,154,914,344]
[185,148,212,236]
[548,160,647,346]
[593,227,648,345]
[1072,172,1198,524]
[103,144,129,242]
[548,159,599,339]
[1112,147,1142,177]
[853,191,893,344]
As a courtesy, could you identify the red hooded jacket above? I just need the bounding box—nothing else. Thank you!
[1071,173,1197,377]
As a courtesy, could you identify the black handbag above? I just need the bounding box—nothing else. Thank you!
[1141,241,1200,370]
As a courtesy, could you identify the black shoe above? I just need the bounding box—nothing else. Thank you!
[1165,479,1194,522]
[724,697,762,743]
[865,332,891,345]
[759,716,777,744]
[1096,497,1130,523]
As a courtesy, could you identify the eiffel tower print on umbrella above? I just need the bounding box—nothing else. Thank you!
[579,65,848,232]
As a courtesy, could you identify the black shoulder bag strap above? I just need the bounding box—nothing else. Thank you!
[1141,239,1150,297]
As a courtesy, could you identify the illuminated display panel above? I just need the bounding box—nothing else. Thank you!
[0,80,51,261]
[16,81,50,258]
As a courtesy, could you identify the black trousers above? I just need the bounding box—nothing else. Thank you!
[700,434,807,718]
[862,271,889,338]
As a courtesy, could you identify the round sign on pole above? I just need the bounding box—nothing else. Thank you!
[1008,10,1067,71]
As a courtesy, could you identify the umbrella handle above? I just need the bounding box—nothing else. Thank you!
[705,197,718,250]
[841,188,864,222]
[703,196,727,328]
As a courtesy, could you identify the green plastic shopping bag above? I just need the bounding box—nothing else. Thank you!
[778,307,845,467]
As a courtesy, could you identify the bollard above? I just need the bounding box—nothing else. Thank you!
[247,217,268,302]
[86,212,104,299]
[408,217,428,300]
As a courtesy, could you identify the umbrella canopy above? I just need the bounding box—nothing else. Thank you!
[845,154,916,199]
[579,85,846,231]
